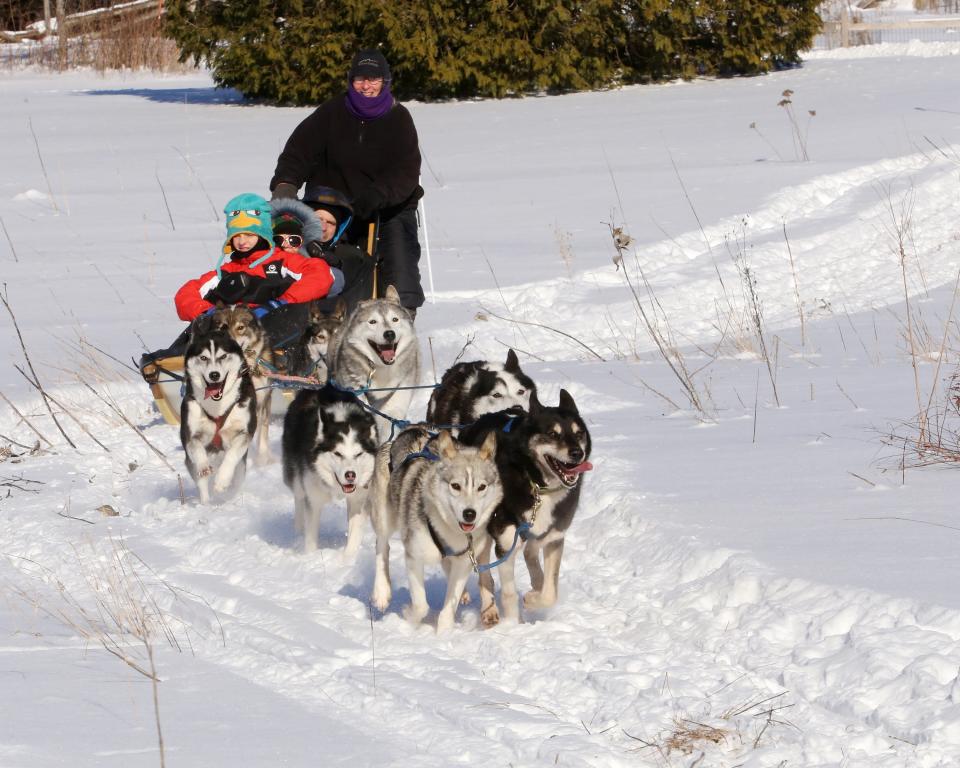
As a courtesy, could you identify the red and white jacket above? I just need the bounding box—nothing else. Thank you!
[175,246,334,321]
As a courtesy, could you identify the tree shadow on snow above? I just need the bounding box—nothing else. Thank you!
[83,86,245,106]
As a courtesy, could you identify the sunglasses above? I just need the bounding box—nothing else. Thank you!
[273,234,303,248]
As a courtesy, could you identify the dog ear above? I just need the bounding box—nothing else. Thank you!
[436,430,458,459]
[528,390,543,416]
[504,349,520,373]
[478,430,497,461]
[333,298,348,321]
[558,389,578,414]
[384,285,401,305]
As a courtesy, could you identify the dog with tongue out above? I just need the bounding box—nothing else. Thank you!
[180,327,257,504]
[327,284,419,443]
[458,388,594,627]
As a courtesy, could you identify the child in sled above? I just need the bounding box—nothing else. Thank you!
[175,192,335,348]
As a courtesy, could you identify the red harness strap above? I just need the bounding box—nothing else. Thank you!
[210,413,228,450]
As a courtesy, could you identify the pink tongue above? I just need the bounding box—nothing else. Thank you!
[380,347,396,362]
[205,383,224,399]
[569,461,593,474]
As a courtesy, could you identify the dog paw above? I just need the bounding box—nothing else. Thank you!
[371,585,391,613]
[403,604,429,625]
[212,474,232,493]
[480,605,500,628]
[436,612,455,632]
[523,590,555,611]
[197,466,213,478]
[253,452,275,467]
[459,590,472,606]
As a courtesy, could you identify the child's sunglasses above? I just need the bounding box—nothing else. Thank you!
[273,234,303,248]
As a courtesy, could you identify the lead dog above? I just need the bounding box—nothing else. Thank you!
[327,285,418,443]
[180,327,257,504]
[282,384,378,558]
[458,390,592,626]
[426,348,536,431]
[211,304,273,463]
[367,428,501,631]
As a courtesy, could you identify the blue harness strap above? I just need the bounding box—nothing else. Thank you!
[475,522,532,573]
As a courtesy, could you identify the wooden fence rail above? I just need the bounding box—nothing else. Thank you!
[821,6,960,48]
[1,0,162,43]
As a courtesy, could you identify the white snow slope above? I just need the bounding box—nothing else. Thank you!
[2,48,960,767]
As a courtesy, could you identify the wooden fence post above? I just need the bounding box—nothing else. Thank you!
[840,5,851,48]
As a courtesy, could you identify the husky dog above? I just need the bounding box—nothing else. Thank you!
[211,304,273,463]
[368,428,501,631]
[328,285,419,443]
[426,349,536,430]
[180,328,257,504]
[282,384,378,558]
[286,299,347,381]
[458,390,592,626]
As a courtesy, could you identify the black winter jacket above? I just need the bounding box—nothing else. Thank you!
[270,96,423,222]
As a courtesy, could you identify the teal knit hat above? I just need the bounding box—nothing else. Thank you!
[223,193,273,253]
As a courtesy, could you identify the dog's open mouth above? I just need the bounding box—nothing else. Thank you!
[546,455,593,487]
[459,522,476,533]
[204,379,226,400]
[339,481,357,494]
[368,340,398,365]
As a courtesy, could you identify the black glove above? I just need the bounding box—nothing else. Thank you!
[351,187,383,221]
[271,182,298,201]
[306,239,325,258]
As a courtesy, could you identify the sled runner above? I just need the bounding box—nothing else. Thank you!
[140,221,380,426]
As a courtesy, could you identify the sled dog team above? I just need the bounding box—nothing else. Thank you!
[178,198,593,630]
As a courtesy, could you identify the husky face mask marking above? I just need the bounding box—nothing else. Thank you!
[186,338,245,401]
[529,390,593,489]
[434,431,501,533]
[363,306,406,365]
[314,402,378,495]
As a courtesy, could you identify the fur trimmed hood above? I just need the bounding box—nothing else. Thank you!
[270,198,325,257]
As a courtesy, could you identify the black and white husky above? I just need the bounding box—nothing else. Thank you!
[426,348,536,430]
[211,304,273,463]
[180,328,257,504]
[458,390,592,626]
[328,285,418,443]
[282,384,378,558]
[367,428,501,631]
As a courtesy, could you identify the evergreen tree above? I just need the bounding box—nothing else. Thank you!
[164,0,821,104]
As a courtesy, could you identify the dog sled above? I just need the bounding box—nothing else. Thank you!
[140,221,381,426]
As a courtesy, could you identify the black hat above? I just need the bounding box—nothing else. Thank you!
[349,49,391,82]
[302,185,353,225]
[273,213,303,236]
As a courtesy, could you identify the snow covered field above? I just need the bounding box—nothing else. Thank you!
[2,45,960,767]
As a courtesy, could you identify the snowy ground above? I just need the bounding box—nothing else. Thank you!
[2,46,960,767]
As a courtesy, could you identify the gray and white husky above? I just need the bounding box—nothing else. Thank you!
[328,285,418,443]
[426,348,537,431]
[211,304,273,463]
[367,428,501,631]
[282,384,378,558]
[180,328,257,504]
[458,390,592,626]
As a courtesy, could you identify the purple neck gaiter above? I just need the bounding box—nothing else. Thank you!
[345,84,394,120]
